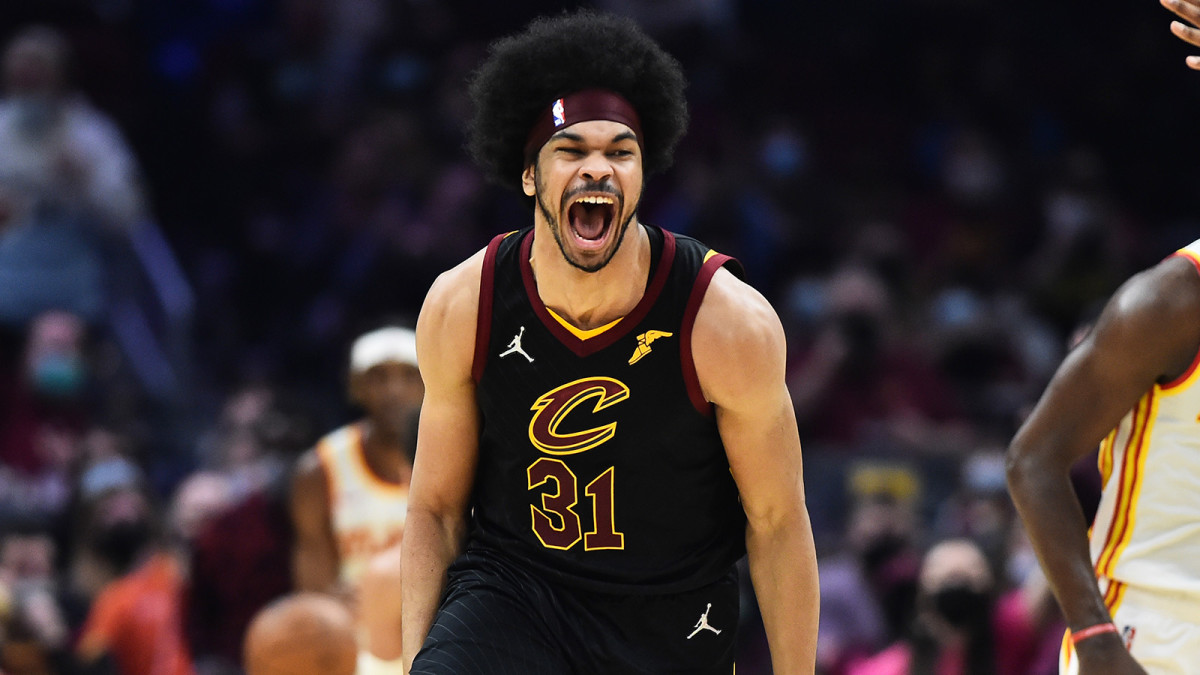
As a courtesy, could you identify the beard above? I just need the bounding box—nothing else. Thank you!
[534,169,641,273]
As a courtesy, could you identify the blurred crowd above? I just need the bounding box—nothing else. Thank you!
[0,0,1197,673]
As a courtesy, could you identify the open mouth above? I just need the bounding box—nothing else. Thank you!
[567,194,617,246]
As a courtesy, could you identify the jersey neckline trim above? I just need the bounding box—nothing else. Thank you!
[518,226,677,358]
[545,307,623,340]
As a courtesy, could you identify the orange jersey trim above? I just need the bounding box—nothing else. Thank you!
[349,424,408,497]
[316,434,342,511]
[1162,250,1200,391]
[1171,248,1200,274]
[318,424,408,505]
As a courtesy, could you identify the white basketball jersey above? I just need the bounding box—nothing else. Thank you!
[316,424,408,588]
[1088,240,1200,602]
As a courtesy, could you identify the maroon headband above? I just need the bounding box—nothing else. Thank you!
[523,89,643,164]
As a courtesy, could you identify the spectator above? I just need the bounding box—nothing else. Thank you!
[847,538,998,675]
[817,487,922,674]
[185,389,318,674]
[789,264,964,452]
[0,26,149,326]
[72,457,194,675]
[0,311,91,521]
[0,515,72,675]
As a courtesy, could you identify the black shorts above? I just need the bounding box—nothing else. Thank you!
[410,547,739,675]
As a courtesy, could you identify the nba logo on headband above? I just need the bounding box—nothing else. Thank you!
[524,90,643,163]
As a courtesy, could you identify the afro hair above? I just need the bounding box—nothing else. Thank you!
[466,10,689,191]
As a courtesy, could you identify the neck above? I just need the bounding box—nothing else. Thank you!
[358,419,413,483]
[529,220,650,330]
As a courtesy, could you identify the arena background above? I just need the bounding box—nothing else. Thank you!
[0,0,1197,673]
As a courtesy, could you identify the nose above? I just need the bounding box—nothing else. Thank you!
[579,151,614,183]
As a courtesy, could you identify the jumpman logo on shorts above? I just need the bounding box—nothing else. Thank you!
[500,326,534,363]
[686,603,722,639]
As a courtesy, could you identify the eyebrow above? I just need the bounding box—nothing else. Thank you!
[549,130,639,145]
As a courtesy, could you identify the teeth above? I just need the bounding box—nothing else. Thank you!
[576,196,615,205]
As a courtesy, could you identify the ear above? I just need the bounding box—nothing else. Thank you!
[522,163,536,197]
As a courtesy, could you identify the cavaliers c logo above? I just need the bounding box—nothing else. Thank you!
[528,377,630,455]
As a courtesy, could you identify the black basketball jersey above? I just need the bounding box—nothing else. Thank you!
[469,224,747,594]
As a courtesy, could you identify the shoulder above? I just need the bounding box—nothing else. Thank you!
[692,269,786,407]
[418,246,490,384]
[290,446,329,500]
[1088,252,1200,381]
[1113,252,1200,318]
[694,268,784,356]
[1100,252,1200,346]
[419,247,487,338]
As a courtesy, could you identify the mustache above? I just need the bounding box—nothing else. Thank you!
[563,182,621,202]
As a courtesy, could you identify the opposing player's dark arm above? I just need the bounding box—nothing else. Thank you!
[289,451,342,594]
[695,269,819,674]
[1006,256,1200,661]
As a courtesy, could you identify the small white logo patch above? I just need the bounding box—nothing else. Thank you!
[500,326,534,363]
[687,603,722,639]
[552,99,566,127]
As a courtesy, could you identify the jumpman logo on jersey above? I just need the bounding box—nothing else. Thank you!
[628,330,674,365]
[686,603,722,639]
[500,326,534,363]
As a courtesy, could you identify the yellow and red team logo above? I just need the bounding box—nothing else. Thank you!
[526,377,630,550]
[528,377,630,455]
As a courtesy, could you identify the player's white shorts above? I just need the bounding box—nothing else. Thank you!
[1059,582,1200,674]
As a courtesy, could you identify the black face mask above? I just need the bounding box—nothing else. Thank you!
[931,584,990,628]
[92,518,153,573]
[860,533,907,575]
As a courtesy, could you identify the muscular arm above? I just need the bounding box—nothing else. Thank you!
[400,252,484,669]
[694,268,819,674]
[290,450,343,595]
[1006,255,1200,670]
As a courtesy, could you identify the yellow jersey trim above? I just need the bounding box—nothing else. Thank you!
[1098,430,1116,488]
[546,308,623,340]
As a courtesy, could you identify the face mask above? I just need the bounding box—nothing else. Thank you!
[30,353,85,398]
[92,518,153,572]
[860,533,907,574]
[931,584,990,627]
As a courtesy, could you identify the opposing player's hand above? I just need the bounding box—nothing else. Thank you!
[1163,0,1200,68]
[1075,634,1149,675]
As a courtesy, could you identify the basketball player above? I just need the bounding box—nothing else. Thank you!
[290,326,423,674]
[401,11,818,674]
[1006,241,1200,674]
